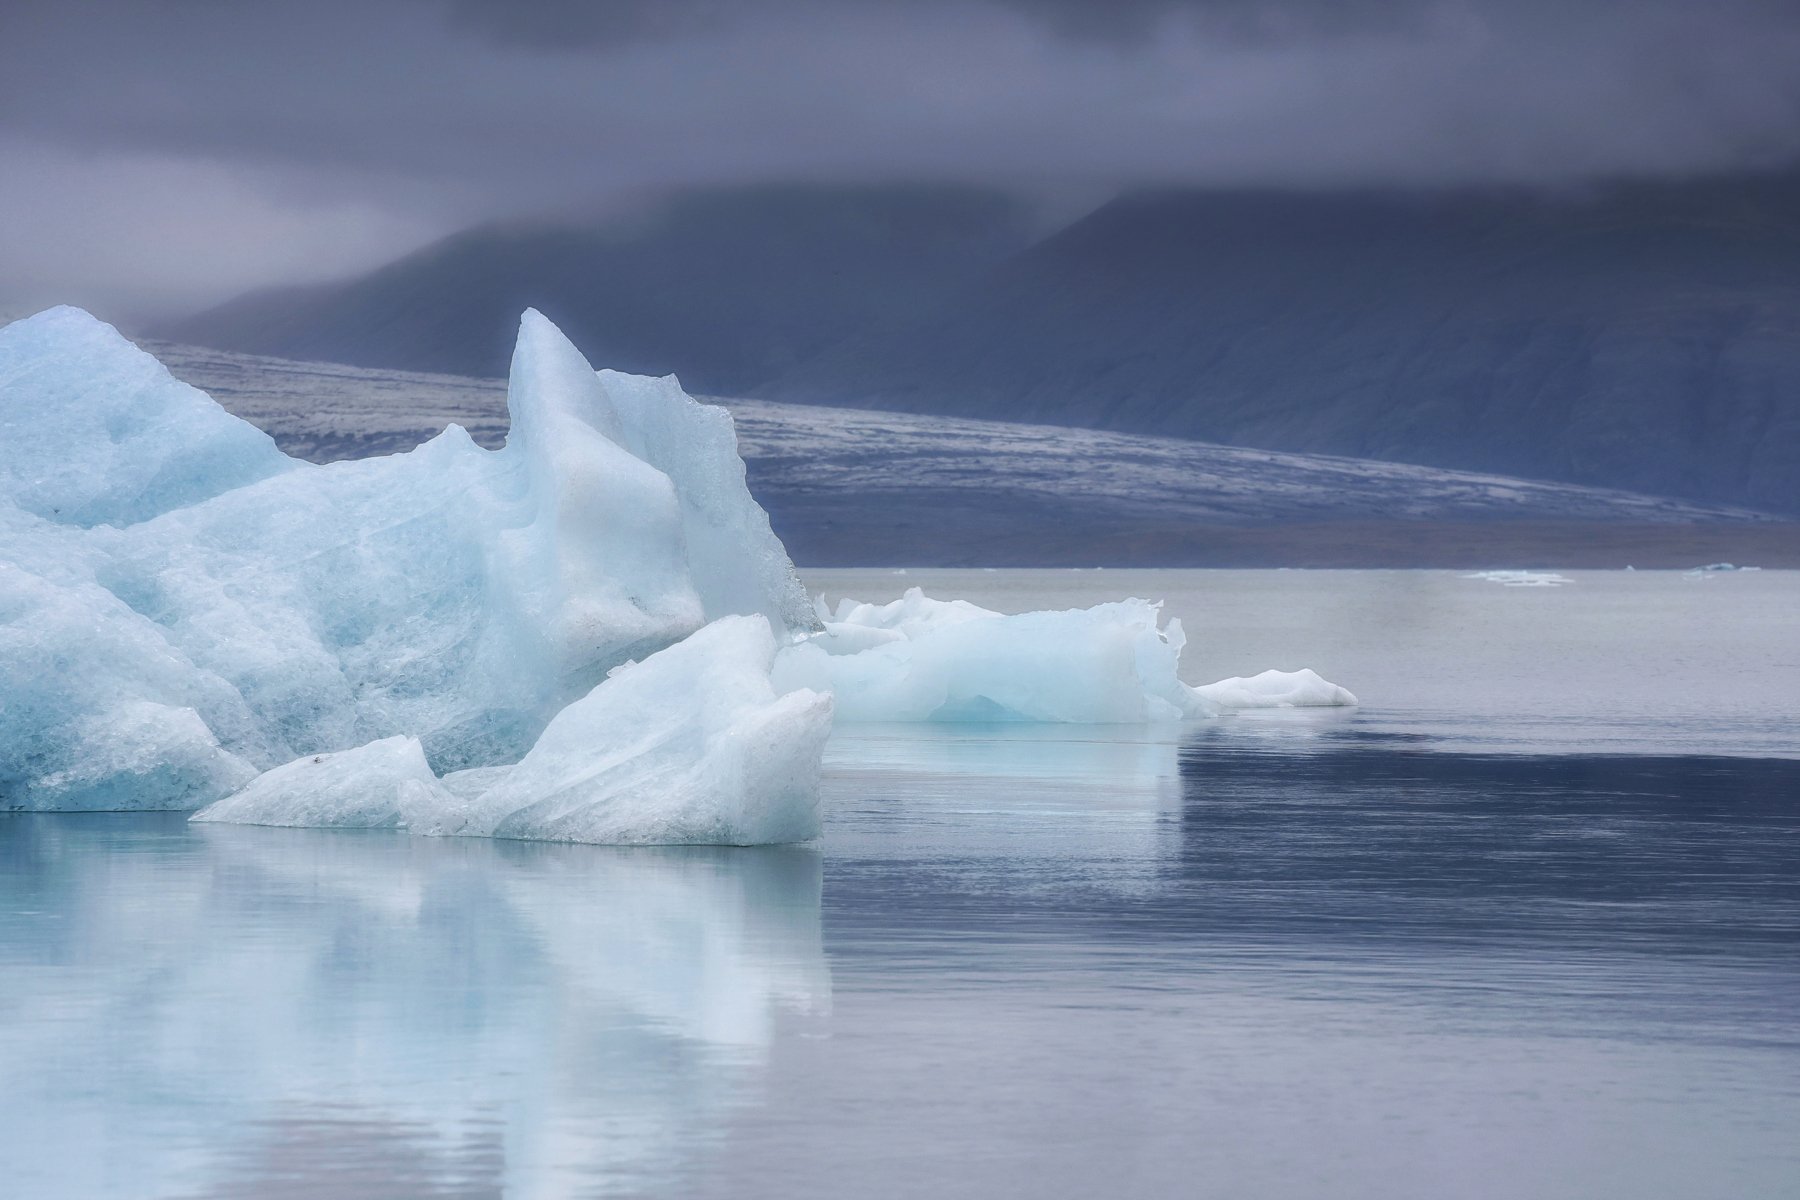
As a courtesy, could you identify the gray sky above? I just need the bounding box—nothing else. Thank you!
[3,0,1797,321]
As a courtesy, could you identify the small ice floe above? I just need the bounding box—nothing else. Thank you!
[776,587,1357,721]
[1684,562,1761,581]
[1462,570,1573,587]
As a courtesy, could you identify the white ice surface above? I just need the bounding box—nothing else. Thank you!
[1191,668,1361,710]
[773,588,1357,722]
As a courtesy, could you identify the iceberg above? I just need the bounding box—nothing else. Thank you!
[1,307,820,837]
[773,588,1357,722]
[1,306,1354,839]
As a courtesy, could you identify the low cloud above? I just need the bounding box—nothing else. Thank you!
[3,0,1797,319]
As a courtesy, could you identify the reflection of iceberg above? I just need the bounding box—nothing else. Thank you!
[821,723,1184,874]
[830,721,1180,788]
[776,588,1357,721]
[0,817,828,1198]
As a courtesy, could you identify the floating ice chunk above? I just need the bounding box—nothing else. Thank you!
[1,308,815,817]
[775,590,1195,722]
[1192,668,1360,710]
[774,588,1355,722]
[195,616,833,845]
[430,615,831,845]
[190,736,450,830]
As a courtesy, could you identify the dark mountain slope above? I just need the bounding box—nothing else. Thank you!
[759,174,1800,512]
[158,184,1034,391]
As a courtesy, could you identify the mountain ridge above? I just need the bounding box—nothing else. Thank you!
[158,172,1800,512]
[757,173,1800,512]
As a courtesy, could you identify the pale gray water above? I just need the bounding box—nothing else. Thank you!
[3,570,1797,1198]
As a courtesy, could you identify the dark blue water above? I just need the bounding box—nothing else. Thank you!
[3,570,1797,1198]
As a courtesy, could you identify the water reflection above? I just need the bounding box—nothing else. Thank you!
[0,818,828,1199]
[827,722,1183,787]
[820,724,1183,892]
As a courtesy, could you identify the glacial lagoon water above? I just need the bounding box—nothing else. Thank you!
[4,569,1797,1199]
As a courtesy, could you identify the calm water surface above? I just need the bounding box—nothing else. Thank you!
[3,570,1797,1198]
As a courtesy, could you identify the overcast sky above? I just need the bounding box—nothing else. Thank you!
[3,0,1797,322]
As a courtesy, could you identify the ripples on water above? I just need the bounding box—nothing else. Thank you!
[2,570,1797,1198]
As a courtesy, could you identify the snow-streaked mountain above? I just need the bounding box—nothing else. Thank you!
[148,340,1794,568]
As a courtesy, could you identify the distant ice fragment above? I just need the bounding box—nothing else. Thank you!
[1463,570,1573,587]
[774,588,1356,722]
[1191,668,1360,710]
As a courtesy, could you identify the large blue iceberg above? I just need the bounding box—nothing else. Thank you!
[2,307,822,834]
[0,307,1353,841]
